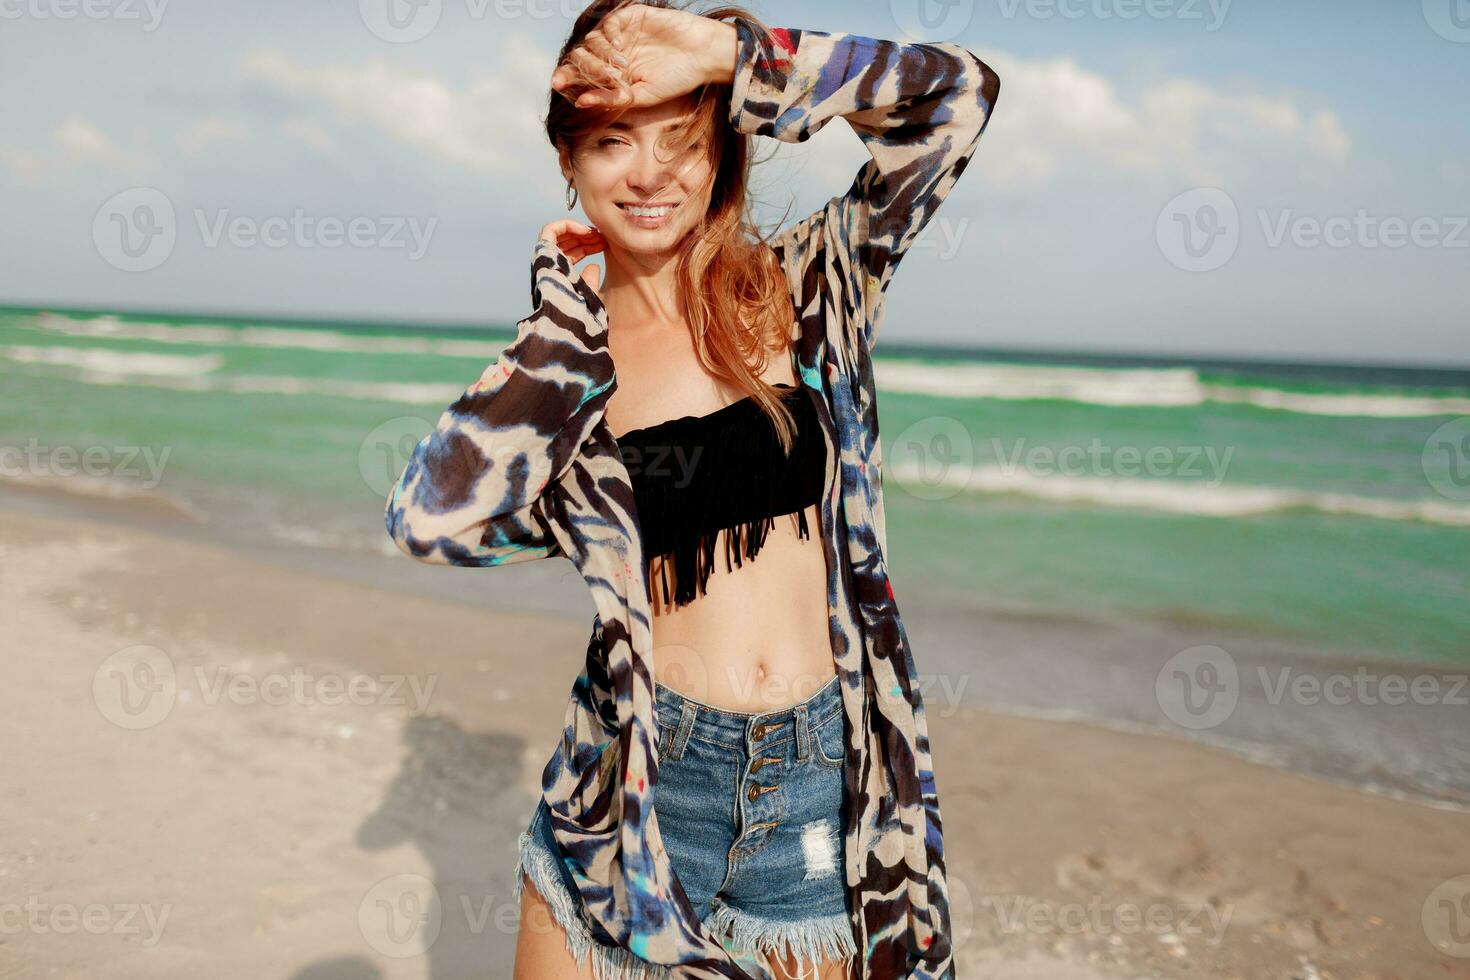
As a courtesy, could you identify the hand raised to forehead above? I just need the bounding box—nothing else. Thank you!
[550,5,732,111]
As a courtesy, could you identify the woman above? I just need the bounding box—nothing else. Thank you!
[384,1,999,977]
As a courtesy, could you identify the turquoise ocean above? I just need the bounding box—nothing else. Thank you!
[4,306,1467,806]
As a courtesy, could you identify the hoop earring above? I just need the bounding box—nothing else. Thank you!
[565,182,578,210]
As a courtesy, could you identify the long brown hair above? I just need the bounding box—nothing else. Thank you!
[545,0,802,453]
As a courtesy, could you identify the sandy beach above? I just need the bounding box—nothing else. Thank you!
[1,501,1466,980]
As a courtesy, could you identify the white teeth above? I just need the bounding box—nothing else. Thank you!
[624,204,673,217]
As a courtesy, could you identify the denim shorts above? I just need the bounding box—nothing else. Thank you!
[512,672,856,980]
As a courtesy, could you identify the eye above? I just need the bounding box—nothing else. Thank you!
[598,137,626,148]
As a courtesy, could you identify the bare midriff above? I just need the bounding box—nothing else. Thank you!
[647,498,835,713]
[604,304,834,714]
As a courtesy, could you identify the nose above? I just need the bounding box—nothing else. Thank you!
[624,139,679,199]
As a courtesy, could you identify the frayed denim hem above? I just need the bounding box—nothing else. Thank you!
[512,831,856,980]
[706,896,858,980]
[512,830,678,980]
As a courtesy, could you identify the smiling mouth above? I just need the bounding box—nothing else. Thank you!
[617,201,680,214]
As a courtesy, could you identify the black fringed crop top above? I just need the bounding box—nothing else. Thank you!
[615,383,827,610]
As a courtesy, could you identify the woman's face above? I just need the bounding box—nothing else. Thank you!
[563,96,715,257]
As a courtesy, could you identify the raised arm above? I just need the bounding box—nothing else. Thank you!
[725,20,1000,351]
[384,237,615,566]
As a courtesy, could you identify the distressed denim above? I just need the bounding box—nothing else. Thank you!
[513,672,855,979]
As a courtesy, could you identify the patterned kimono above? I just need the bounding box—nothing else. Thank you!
[385,18,999,979]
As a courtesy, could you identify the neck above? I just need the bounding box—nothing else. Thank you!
[601,241,688,332]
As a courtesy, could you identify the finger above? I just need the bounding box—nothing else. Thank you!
[602,6,640,51]
[570,235,606,251]
[568,46,622,92]
[578,79,631,109]
[552,60,598,102]
[581,262,603,296]
[550,60,594,94]
[563,221,606,240]
[581,30,629,71]
[558,234,605,263]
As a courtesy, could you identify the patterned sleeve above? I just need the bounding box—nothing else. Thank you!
[384,237,615,566]
[727,20,1001,352]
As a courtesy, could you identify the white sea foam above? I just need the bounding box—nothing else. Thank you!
[29,312,504,360]
[5,355,460,405]
[874,360,1470,419]
[886,461,1470,527]
[3,345,224,377]
[1204,384,1470,418]
[876,361,1207,407]
[21,314,1468,418]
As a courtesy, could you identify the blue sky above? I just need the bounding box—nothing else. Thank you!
[1,0,1466,366]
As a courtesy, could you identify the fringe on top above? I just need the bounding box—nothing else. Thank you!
[615,383,827,610]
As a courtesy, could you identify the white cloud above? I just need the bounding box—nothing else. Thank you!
[240,33,556,179]
[1,116,153,182]
[177,117,249,154]
[978,52,1352,190]
[1306,110,1350,160]
[55,116,124,163]
[0,147,47,183]
[222,35,1354,212]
